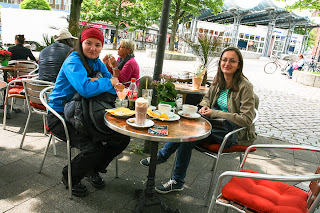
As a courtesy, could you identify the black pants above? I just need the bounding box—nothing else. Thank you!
[47,111,130,184]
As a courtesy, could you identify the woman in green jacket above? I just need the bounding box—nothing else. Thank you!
[140,47,257,194]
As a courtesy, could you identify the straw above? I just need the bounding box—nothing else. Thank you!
[144,78,148,99]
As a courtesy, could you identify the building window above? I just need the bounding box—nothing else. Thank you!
[47,0,53,4]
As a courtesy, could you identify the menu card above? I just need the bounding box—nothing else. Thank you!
[148,125,168,136]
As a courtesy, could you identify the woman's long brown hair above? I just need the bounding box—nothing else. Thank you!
[212,47,245,91]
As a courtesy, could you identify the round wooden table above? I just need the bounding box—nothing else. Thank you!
[104,113,211,212]
[0,65,28,82]
[174,83,209,104]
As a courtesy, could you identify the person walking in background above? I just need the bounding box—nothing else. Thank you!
[47,27,130,197]
[103,39,139,87]
[140,47,257,194]
[286,53,304,79]
[8,34,36,61]
[38,29,76,82]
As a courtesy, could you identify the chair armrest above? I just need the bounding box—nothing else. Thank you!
[40,86,70,142]
[240,144,320,169]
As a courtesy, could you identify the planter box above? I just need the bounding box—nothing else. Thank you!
[293,71,320,88]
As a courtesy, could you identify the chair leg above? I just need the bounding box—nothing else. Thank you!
[42,115,46,135]
[10,98,14,113]
[115,156,119,178]
[20,110,31,149]
[206,157,218,207]
[66,141,73,199]
[39,134,52,173]
[52,137,57,156]
[3,98,7,129]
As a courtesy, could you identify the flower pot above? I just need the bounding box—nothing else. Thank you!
[1,60,9,66]
[192,77,203,90]
[159,101,176,108]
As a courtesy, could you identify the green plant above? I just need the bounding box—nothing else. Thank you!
[184,32,229,85]
[42,34,55,47]
[152,74,178,103]
[0,49,12,61]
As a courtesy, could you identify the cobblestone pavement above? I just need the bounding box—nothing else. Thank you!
[101,49,320,146]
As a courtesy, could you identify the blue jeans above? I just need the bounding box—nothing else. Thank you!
[287,65,293,77]
[158,140,200,187]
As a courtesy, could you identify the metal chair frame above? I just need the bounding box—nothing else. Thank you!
[170,109,259,206]
[208,144,320,213]
[20,79,55,150]
[39,86,119,199]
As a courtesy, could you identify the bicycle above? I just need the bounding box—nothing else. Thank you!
[306,56,320,72]
[264,56,292,74]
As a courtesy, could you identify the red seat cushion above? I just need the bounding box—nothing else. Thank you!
[7,78,22,85]
[8,86,24,95]
[222,169,308,213]
[200,141,255,153]
[30,101,46,110]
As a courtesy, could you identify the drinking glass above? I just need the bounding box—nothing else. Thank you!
[115,88,129,108]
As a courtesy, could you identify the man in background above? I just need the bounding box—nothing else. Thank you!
[38,29,77,82]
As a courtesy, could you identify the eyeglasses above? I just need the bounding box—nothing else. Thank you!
[221,58,240,64]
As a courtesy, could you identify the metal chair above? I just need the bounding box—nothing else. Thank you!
[39,87,120,198]
[208,144,320,213]
[20,79,55,149]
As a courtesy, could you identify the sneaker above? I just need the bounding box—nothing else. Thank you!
[155,179,184,194]
[140,157,166,167]
[61,176,88,197]
[86,172,105,189]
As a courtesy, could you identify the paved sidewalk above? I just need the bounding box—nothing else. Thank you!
[1,50,319,212]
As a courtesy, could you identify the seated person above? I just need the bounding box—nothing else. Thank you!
[103,39,139,87]
[47,27,130,197]
[140,47,257,194]
[8,35,36,61]
[38,29,76,82]
[287,53,304,79]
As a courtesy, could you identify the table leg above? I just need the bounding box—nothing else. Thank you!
[134,141,180,213]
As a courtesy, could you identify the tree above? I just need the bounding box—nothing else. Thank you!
[20,0,51,10]
[283,0,320,11]
[69,0,84,37]
[81,0,139,49]
[145,0,224,51]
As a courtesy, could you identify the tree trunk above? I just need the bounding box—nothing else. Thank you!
[169,0,181,52]
[69,0,83,37]
[202,71,207,86]
[113,26,119,50]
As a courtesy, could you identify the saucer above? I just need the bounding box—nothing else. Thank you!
[178,110,201,119]
[152,110,180,121]
[126,118,154,128]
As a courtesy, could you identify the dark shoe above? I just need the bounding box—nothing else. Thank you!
[87,172,105,189]
[61,176,88,197]
[155,179,184,194]
[140,156,166,167]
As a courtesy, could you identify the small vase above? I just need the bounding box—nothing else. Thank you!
[192,77,203,90]
[159,101,176,107]
[1,60,9,66]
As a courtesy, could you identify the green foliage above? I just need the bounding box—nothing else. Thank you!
[281,0,320,10]
[20,0,51,10]
[42,34,55,46]
[152,74,178,103]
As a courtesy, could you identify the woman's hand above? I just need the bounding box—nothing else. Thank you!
[199,106,212,117]
[90,78,98,81]
[102,54,110,66]
[109,56,117,68]
[110,77,119,86]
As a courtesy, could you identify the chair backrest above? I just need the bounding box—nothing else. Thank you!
[22,79,54,109]
[137,76,153,97]
[9,60,39,76]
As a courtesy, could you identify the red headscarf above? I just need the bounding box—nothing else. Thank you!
[80,27,104,46]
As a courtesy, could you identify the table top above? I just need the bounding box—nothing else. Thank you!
[104,113,212,142]
[0,65,28,71]
[174,83,209,95]
[0,80,7,90]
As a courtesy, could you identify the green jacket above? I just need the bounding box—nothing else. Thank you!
[199,76,258,145]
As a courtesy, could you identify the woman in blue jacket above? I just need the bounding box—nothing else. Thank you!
[47,28,130,197]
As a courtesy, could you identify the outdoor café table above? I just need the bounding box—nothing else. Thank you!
[174,83,209,104]
[0,80,7,109]
[0,65,28,83]
[104,113,212,212]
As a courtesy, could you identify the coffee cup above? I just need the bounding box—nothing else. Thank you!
[158,103,174,117]
[182,104,198,116]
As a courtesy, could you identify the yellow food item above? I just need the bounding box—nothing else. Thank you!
[160,113,169,119]
[147,108,169,120]
[106,107,135,116]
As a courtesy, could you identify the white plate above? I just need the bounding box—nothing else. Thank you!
[151,110,180,121]
[178,110,201,119]
[149,105,156,110]
[126,118,154,128]
[107,108,135,118]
